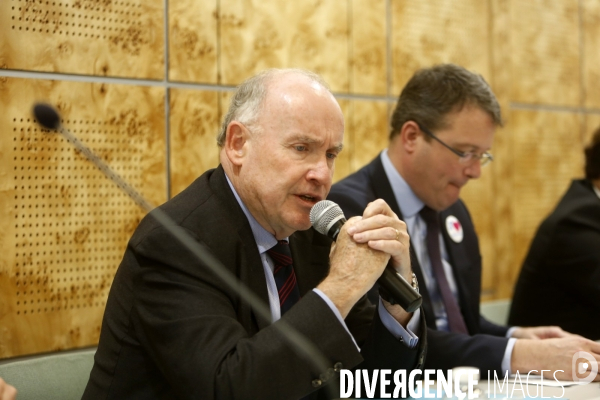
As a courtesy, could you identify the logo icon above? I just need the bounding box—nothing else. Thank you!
[572,351,598,384]
[445,215,463,243]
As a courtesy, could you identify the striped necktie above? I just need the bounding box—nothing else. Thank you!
[267,240,301,315]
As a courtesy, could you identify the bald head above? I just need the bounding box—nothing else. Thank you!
[217,69,335,148]
[218,69,344,239]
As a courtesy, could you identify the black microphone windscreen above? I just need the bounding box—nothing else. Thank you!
[33,103,61,130]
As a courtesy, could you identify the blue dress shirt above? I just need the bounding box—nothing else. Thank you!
[380,149,515,372]
[225,173,419,348]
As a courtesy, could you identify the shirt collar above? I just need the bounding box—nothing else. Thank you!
[380,149,425,218]
[224,173,284,253]
[594,183,600,200]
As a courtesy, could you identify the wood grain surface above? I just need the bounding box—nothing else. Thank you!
[509,109,584,284]
[168,0,218,83]
[350,0,387,96]
[0,77,165,357]
[582,0,600,109]
[0,0,164,79]
[219,0,349,92]
[510,0,580,106]
[1,0,599,358]
[391,0,491,97]
[169,89,220,196]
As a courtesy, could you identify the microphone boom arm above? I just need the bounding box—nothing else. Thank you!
[33,103,335,395]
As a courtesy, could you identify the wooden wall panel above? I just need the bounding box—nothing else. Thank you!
[584,114,600,146]
[219,0,349,92]
[486,0,515,300]
[168,0,218,83]
[350,0,387,95]
[169,89,220,196]
[0,77,165,357]
[0,0,164,79]
[3,0,600,358]
[460,166,497,300]
[333,100,352,183]
[510,0,580,106]
[509,110,583,283]
[349,100,389,172]
[582,0,600,109]
[390,0,491,97]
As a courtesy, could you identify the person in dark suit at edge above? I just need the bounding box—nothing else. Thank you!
[82,68,427,400]
[328,64,600,381]
[509,127,600,340]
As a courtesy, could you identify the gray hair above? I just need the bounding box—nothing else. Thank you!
[217,68,331,147]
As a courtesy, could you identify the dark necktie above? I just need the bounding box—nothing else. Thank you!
[419,206,469,334]
[267,240,301,315]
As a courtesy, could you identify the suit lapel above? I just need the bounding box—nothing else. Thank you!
[210,166,272,331]
[367,158,437,329]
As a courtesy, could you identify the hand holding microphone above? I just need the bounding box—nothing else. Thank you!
[311,199,422,315]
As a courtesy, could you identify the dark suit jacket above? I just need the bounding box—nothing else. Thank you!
[328,155,510,376]
[509,179,600,340]
[82,165,426,400]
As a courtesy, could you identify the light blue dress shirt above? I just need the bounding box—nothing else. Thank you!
[380,149,515,373]
[224,173,419,348]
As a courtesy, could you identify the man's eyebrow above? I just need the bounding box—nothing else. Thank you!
[452,141,490,152]
[288,135,343,152]
[290,135,319,144]
[330,144,343,153]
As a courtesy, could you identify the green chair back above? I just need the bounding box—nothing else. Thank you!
[0,348,95,400]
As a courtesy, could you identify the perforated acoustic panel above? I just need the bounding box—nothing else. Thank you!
[0,0,163,78]
[0,77,166,357]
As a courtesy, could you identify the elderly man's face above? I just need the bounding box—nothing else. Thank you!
[237,76,344,239]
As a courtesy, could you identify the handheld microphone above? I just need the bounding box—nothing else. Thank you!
[32,102,336,396]
[310,200,422,313]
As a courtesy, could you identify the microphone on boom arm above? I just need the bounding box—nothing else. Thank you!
[31,102,336,396]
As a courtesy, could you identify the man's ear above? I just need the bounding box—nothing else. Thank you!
[224,122,249,166]
[399,121,421,154]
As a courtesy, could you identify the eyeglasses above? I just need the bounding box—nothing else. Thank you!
[417,124,494,167]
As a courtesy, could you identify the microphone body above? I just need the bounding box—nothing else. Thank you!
[310,200,422,313]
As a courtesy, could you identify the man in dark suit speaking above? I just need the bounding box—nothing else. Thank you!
[83,69,426,399]
[328,64,600,381]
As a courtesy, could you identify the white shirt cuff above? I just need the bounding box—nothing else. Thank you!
[506,326,518,338]
[377,297,420,348]
[501,337,518,375]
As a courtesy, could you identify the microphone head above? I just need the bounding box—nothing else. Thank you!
[32,103,61,130]
[310,200,345,236]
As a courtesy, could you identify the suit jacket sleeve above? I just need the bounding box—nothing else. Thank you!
[544,209,600,306]
[479,315,510,337]
[129,225,363,400]
[329,157,509,377]
[425,329,508,375]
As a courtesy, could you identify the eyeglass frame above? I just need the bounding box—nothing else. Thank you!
[416,123,494,167]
